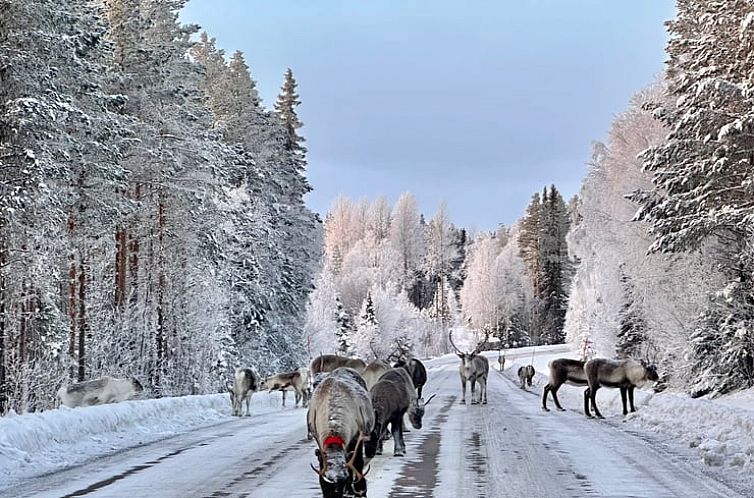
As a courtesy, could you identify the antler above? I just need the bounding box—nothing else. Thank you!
[346,433,370,482]
[448,330,463,355]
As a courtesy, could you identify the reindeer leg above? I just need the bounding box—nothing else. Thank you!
[628,386,636,412]
[470,378,478,405]
[417,385,423,399]
[282,389,287,407]
[542,384,551,411]
[552,386,566,411]
[482,378,488,405]
[583,388,592,418]
[391,416,405,456]
[245,394,252,417]
[591,386,604,419]
[461,378,467,404]
[620,387,628,416]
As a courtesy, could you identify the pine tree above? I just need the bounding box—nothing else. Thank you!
[519,192,543,294]
[335,296,354,355]
[615,269,648,359]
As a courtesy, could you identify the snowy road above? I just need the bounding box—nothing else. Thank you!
[6,353,746,498]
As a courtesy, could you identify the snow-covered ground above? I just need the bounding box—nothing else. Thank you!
[500,345,754,480]
[0,388,288,489]
[2,348,753,497]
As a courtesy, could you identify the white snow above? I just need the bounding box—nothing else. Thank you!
[0,390,286,489]
[499,344,754,476]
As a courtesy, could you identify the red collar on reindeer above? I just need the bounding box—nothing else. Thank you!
[323,434,346,448]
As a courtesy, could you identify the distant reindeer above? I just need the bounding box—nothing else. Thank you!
[542,358,587,412]
[583,358,659,419]
[448,330,490,405]
[393,357,427,398]
[308,367,374,498]
[362,360,390,391]
[260,369,309,407]
[517,365,535,389]
[58,376,143,408]
[365,368,436,458]
[497,351,506,372]
[229,368,259,417]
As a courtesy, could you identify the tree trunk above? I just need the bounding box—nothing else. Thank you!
[155,195,166,395]
[115,227,127,309]
[77,255,87,382]
[0,236,7,413]
[67,219,77,381]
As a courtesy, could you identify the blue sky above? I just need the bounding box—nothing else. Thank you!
[181,0,675,229]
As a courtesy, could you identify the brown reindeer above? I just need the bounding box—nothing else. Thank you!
[542,358,586,412]
[308,367,374,498]
[310,355,367,389]
[449,330,490,405]
[260,369,309,407]
[583,358,659,419]
[365,368,435,458]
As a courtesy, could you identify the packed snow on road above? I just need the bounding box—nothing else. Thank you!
[2,345,754,497]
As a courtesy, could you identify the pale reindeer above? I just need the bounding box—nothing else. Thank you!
[228,368,259,417]
[583,358,659,419]
[448,330,490,405]
[308,367,374,498]
[58,376,143,408]
[497,351,506,372]
[362,360,390,391]
[365,368,436,457]
[542,358,587,412]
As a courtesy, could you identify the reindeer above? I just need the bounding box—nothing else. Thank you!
[228,368,259,417]
[310,355,367,389]
[448,330,490,405]
[260,369,309,407]
[58,376,143,408]
[583,358,659,419]
[497,351,506,372]
[308,367,374,498]
[517,365,535,389]
[362,360,390,391]
[365,368,435,458]
[393,357,427,398]
[541,358,586,412]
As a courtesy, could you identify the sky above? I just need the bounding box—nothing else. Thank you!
[181,0,676,230]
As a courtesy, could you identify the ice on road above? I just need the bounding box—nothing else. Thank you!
[5,353,745,498]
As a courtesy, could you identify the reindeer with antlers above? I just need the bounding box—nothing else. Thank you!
[449,330,490,405]
[308,367,375,498]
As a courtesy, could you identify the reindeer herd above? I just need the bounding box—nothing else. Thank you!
[53,329,659,498]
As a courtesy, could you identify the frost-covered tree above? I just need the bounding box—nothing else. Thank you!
[628,1,754,394]
[389,192,425,293]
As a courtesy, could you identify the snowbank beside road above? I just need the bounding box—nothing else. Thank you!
[499,344,754,474]
[0,390,284,488]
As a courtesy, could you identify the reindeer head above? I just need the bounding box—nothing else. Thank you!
[130,377,144,393]
[449,330,488,376]
[311,434,369,498]
[640,360,660,382]
[407,394,436,430]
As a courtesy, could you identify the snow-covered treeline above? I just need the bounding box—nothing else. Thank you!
[305,196,466,359]
[460,185,573,348]
[0,0,320,414]
[565,1,754,396]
